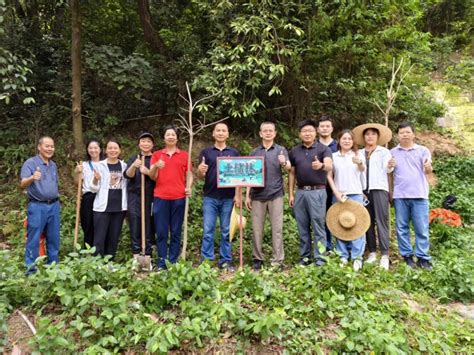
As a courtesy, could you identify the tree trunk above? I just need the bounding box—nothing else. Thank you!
[71,0,83,156]
[137,0,169,57]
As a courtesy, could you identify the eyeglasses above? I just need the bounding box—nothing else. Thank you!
[300,129,316,133]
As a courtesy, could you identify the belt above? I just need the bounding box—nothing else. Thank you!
[29,197,59,204]
[299,185,326,191]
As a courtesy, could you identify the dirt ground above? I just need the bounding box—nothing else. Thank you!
[5,311,35,354]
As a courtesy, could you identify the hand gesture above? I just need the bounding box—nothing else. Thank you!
[75,162,83,174]
[33,167,42,181]
[139,165,149,175]
[133,155,142,169]
[198,156,208,175]
[93,169,101,182]
[334,191,346,203]
[352,156,362,165]
[278,150,286,165]
[388,156,396,169]
[155,158,165,170]
[312,155,323,170]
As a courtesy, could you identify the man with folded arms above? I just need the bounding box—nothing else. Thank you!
[20,136,60,273]
[289,119,333,266]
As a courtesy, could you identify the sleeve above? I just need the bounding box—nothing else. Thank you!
[289,148,296,166]
[322,146,332,160]
[124,156,136,180]
[358,150,367,191]
[422,147,432,164]
[20,160,33,179]
[150,151,159,165]
[382,148,391,173]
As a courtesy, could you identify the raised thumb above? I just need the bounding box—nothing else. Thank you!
[202,156,206,164]
[36,167,40,171]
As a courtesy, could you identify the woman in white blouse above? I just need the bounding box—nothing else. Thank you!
[74,140,103,247]
[327,129,367,271]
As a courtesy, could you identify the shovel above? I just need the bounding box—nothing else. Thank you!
[136,155,152,271]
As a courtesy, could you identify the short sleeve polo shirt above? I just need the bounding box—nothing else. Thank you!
[20,155,59,201]
[151,149,191,200]
[289,142,332,186]
[199,146,239,199]
[249,143,289,201]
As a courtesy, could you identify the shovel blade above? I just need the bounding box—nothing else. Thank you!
[137,255,152,272]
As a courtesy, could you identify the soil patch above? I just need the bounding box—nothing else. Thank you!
[5,311,35,354]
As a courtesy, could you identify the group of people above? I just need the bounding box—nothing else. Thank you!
[20,118,433,273]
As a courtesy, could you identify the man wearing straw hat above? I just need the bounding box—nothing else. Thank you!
[390,122,433,270]
[245,121,290,271]
[352,123,394,270]
[289,119,333,266]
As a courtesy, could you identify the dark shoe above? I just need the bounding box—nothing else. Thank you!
[416,258,433,270]
[323,250,333,257]
[403,256,416,269]
[253,260,263,271]
[299,258,311,266]
[315,259,326,267]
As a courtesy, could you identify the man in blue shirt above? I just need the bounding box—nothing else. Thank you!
[198,123,240,271]
[20,136,60,273]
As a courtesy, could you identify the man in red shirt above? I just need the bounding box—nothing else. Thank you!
[150,125,193,270]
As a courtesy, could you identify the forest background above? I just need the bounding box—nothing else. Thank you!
[1,0,473,353]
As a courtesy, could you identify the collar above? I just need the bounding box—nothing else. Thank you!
[335,150,355,157]
[259,143,276,150]
[212,145,229,151]
[160,148,181,154]
[300,142,317,149]
[35,155,50,165]
[318,138,336,147]
[394,144,419,151]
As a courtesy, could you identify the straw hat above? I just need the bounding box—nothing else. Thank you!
[352,123,392,146]
[326,200,370,241]
[229,206,247,241]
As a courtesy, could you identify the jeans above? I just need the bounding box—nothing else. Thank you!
[333,194,366,260]
[293,189,327,262]
[154,197,186,268]
[25,201,60,273]
[201,197,233,265]
[394,198,431,260]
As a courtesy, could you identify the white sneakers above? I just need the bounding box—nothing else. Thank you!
[366,252,377,264]
[340,258,348,266]
[380,255,390,270]
[353,259,363,271]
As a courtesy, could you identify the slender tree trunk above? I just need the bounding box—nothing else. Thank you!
[71,0,83,156]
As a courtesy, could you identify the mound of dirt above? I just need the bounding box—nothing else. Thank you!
[416,132,463,156]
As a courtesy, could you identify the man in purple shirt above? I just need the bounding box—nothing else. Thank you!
[390,123,433,270]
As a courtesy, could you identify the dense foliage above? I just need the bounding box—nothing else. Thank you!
[1,0,472,148]
[1,155,473,353]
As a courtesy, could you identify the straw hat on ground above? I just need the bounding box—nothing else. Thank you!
[326,200,370,241]
[229,206,247,241]
[352,123,392,146]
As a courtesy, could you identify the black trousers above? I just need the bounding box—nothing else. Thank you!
[364,190,390,255]
[127,192,154,255]
[80,192,96,247]
[93,211,125,258]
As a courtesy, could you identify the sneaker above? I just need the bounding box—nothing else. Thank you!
[253,260,263,271]
[299,258,311,266]
[353,259,363,271]
[219,262,236,272]
[403,255,416,269]
[366,252,377,264]
[380,255,389,270]
[340,258,348,266]
[416,258,433,270]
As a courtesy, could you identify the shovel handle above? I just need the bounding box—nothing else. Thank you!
[140,155,146,255]
[73,162,83,249]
